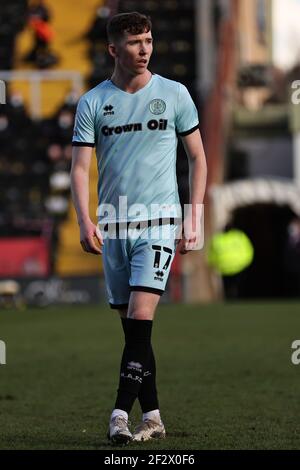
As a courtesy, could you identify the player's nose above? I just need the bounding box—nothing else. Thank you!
[139,43,149,55]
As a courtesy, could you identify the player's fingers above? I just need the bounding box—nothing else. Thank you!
[185,234,196,243]
[95,226,104,247]
[80,240,88,252]
[184,235,199,252]
[176,235,197,254]
[82,237,101,255]
[87,236,102,254]
[184,241,194,251]
[177,238,188,255]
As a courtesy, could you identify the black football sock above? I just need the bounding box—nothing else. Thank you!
[121,318,159,413]
[121,317,128,337]
[115,318,152,414]
[138,345,159,413]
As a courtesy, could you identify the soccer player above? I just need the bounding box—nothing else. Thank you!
[71,11,207,445]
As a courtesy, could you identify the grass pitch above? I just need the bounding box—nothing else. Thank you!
[1,302,300,450]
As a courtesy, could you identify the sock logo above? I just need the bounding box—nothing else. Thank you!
[121,372,143,383]
[127,361,142,371]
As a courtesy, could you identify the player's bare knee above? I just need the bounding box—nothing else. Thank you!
[128,309,154,320]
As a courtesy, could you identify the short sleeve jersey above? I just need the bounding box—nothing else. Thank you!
[72,74,199,223]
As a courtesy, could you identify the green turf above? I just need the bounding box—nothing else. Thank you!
[1,302,300,449]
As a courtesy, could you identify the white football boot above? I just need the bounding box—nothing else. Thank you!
[107,415,133,445]
[132,418,166,442]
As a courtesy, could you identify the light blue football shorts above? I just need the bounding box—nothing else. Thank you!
[100,220,181,309]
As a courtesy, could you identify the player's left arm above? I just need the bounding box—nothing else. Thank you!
[179,128,207,254]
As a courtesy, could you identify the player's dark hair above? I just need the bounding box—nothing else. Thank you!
[107,12,152,43]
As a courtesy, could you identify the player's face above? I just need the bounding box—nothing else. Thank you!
[113,30,153,75]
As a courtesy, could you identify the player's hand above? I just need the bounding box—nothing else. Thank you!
[177,214,202,255]
[177,233,198,255]
[79,220,103,255]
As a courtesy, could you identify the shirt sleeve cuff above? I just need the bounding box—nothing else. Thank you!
[72,141,95,147]
[177,124,199,137]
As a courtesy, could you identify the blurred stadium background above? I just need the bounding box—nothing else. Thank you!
[1,0,300,306]
[2,0,300,451]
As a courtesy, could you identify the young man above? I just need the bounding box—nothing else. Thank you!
[71,12,207,445]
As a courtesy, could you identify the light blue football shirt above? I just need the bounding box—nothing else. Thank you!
[72,74,199,223]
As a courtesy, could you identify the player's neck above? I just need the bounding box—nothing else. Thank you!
[110,68,152,94]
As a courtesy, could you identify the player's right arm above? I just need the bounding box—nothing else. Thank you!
[71,146,103,255]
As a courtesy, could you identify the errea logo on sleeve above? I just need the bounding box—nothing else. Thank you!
[0,340,6,365]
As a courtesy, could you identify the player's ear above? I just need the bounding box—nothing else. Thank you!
[108,43,117,59]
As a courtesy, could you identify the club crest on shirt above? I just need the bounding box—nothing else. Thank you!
[149,98,166,115]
